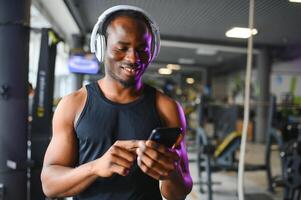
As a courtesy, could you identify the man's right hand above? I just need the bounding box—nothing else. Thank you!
[91,140,139,177]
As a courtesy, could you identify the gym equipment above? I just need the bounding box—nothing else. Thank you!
[0,1,30,199]
[265,95,284,193]
[196,101,272,200]
[29,28,60,200]
[196,127,242,200]
[90,5,161,62]
[213,131,241,166]
[196,105,243,200]
[256,93,301,200]
[280,125,301,200]
[265,95,301,200]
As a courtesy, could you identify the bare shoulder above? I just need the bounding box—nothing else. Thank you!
[58,87,86,106]
[53,87,87,128]
[156,90,178,111]
[43,88,87,167]
[155,90,186,128]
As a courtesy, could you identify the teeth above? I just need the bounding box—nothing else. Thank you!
[123,67,136,73]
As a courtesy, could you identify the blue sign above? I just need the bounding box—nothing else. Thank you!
[68,54,99,74]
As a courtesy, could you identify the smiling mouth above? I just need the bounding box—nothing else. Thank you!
[120,65,140,73]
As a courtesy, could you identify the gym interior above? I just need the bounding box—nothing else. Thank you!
[1,0,301,200]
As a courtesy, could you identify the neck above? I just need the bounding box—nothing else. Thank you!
[98,76,143,103]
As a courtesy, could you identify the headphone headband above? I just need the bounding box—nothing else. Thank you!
[90,5,160,62]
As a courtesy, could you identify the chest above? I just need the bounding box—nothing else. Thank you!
[76,103,161,142]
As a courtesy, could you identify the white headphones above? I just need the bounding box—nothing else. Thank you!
[90,5,161,63]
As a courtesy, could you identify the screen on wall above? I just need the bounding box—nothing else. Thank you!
[67,53,99,74]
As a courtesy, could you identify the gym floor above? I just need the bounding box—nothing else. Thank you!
[185,143,283,200]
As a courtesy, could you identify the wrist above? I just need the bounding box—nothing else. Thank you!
[161,163,187,198]
[88,160,97,177]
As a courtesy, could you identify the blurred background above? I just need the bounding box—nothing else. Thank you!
[1,0,301,199]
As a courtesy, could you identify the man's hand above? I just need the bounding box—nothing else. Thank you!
[92,140,139,177]
[136,140,180,180]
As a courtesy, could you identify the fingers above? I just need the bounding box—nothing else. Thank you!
[108,145,137,174]
[114,140,140,153]
[110,162,130,176]
[145,141,179,162]
[137,148,171,175]
[137,145,175,171]
[136,141,180,180]
[97,142,139,177]
[137,156,164,180]
[99,140,181,178]
[109,152,134,169]
[109,145,136,163]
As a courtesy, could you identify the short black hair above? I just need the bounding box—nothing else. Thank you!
[101,10,152,39]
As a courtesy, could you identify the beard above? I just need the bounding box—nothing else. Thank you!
[107,67,137,88]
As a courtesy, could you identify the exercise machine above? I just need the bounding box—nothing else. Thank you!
[196,104,243,200]
[281,125,301,200]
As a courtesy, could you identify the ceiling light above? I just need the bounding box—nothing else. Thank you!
[289,0,301,2]
[161,40,260,54]
[178,58,195,64]
[167,64,181,70]
[225,27,258,39]
[158,68,172,75]
[186,77,195,84]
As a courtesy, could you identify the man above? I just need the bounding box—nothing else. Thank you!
[41,5,192,200]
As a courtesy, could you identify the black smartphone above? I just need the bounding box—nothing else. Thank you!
[148,127,183,148]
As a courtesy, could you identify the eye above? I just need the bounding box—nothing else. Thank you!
[115,46,128,52]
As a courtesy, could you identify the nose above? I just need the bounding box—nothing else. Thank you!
[125,48,140,64]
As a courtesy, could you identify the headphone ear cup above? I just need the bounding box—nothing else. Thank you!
[99,35,106,62]
[95,34,106,62]
[95,34,102,62]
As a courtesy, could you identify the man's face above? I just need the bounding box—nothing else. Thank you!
[104,16,152,88]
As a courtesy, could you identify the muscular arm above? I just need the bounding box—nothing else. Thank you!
[41,89,138,198]
[41,89,98,197]
[157,92,193,200]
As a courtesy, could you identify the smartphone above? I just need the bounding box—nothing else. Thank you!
[148,127,183,148]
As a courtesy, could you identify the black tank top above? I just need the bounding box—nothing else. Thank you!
[74,82,163,200]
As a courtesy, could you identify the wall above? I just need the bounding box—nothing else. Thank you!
[211,57,301,105]
[270,57,301,103]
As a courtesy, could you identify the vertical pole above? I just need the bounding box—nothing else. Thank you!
[70,34,85,91]
[30,28,58,200]
[255,49,271,143]
[0,0,31,199]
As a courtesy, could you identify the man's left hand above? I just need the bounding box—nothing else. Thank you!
[136,140,180,180]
